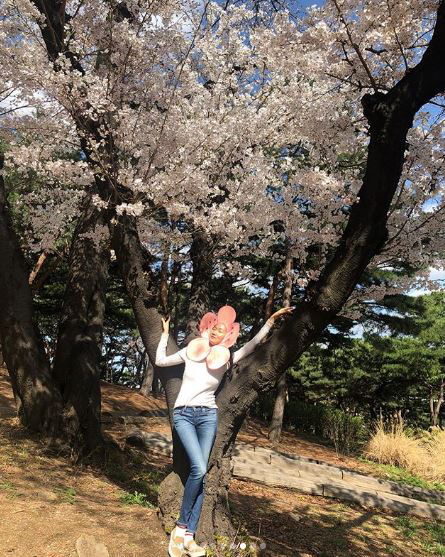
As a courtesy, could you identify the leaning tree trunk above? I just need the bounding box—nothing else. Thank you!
[52,195,110,453]
[269,254,293,443]
[197,7,445,543]
[0,157,63,436]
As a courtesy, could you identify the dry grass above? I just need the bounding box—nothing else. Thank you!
[365,421,445,482]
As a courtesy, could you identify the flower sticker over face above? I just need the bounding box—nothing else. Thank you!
[186,305,240,369]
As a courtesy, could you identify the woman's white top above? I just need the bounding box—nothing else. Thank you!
[155,321,272,409]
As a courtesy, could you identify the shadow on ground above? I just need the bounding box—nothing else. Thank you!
[229,480,429,557]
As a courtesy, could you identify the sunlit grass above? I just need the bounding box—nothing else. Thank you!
[395,516,445,555]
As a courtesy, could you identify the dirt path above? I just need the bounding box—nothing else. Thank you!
[0,416,167,557]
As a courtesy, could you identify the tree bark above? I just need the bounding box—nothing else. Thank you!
[0,157,63,436]
[184,228,214,342]
[430,380,444,427]
[159,244,170,314]
[268,255,292,443]
[264,271,279,320]
[52,195,110,452]
[140,358,154,396]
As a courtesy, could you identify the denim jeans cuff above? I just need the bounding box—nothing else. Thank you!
[176,522,188,529]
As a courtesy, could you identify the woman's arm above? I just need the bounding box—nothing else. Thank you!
[232,307,294,365]
[155,316,185,367]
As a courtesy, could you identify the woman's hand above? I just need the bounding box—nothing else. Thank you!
[161,316,170,334]
[269,306,295,323]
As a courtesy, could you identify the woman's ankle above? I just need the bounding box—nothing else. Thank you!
[174,524,187,539]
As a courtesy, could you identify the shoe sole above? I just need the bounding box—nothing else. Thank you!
[184,549,206,557]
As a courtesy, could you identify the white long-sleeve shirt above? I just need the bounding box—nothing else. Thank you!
[155,321,273,409]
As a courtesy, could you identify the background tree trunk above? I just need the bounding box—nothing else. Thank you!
[264,271,279,320]
[170,258,182,342]
[0,158,63,436]
[52,196,110,453]
[159,244,170,314]
[140,358,154,396]
[184,228,214,342]
[268,254,293,443]
[430,380,444,427]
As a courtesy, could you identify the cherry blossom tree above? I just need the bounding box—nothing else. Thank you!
[0,0,445,543]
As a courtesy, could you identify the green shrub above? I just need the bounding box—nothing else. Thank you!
[284,400,366,453]
[252,394,367,453]
[322,408,366,453]
[284,399,327,437]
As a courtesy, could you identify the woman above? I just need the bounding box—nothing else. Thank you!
[156,305,294,557]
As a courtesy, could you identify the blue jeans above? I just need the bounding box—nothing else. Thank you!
[172,406,218,534]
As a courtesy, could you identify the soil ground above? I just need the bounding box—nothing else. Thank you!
[1,369,444,557]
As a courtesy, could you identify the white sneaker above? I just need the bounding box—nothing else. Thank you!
[184,537,206,557]
[168,527,185,557]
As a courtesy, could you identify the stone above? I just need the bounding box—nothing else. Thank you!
[75,534,109,557]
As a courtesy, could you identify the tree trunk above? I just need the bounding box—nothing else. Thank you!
[52,195,110,453]
[431,380,444,427]
[170,258,182,342]
[184,228,214,342]
[28,250,49,286]
[140,358,154,396]
[268,372,288,443]
[159,244,170,314]
[264,271,279,320]
[0,158,63,436]
[268,254,292,443]
[30,249,65,293]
